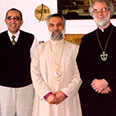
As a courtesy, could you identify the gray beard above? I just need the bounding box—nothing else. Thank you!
[94,13,110,28]
[95,19,108,27]
[51,30,64,40]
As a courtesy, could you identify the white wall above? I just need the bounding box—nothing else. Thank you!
[0,0,116,41]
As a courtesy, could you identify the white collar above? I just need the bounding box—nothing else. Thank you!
[50,38,65,45]
[8,30,20,42]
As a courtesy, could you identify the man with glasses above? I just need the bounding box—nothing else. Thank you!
[77,0,116,116]
[0,8,36,116]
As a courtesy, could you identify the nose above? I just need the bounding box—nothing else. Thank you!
[98,10,103,15]
[10,18,16,23]
[54,24,59,30]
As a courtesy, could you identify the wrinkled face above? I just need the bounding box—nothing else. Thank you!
[48,17,65,40]
[92,1,110,28]
[5,10,23,34]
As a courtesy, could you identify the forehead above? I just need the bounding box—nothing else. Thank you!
[48,17,63,24]
[93,1,108,9]
[7,10,20,17]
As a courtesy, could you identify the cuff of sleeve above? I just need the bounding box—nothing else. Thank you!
[44,92,52,100]
[62,91,68,98]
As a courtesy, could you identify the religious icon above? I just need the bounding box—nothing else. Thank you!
[58,0,116,19]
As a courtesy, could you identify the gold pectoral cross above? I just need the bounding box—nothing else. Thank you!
[55,66,62,81]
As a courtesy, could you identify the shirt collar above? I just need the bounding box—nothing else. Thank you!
[50,38,65,45]
[8,30,20,42]
[98,23,113,33]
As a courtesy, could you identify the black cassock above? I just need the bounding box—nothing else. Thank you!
[77,24,116,116]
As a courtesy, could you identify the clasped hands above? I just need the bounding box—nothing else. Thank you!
[91,79,111,94]
[46,91,66,105]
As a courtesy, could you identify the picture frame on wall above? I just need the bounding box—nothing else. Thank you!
[58,0,116,20]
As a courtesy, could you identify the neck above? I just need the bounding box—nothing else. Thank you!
[51,37,63,41]
[99,21,111,30]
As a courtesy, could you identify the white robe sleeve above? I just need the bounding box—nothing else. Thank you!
[31,44,51,99]
[61,63,82,99]
[61,44,82,99]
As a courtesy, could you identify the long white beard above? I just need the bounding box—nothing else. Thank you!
[49,30,65,40]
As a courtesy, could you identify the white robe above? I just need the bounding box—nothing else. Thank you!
[31,39,82,116]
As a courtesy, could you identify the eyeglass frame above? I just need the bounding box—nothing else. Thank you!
[6,16,21,21]
[93,7,109,14]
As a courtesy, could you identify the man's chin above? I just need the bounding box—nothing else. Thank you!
[9,30,18,34]
[51,38,63,41]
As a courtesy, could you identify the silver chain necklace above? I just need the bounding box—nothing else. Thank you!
[96,27,113,61]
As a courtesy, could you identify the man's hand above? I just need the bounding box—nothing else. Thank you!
[46,94,57,104]
[53,91,66,104]
[91,79,108,93]
[101,86,111,94]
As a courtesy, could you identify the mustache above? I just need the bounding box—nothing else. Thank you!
[52,29,61,33]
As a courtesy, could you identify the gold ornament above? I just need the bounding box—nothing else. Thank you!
[55,66,62,81]
[35,4,50,22]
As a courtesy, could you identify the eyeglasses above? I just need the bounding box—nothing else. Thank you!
[6,16,21,21]
[93,8,109,14]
